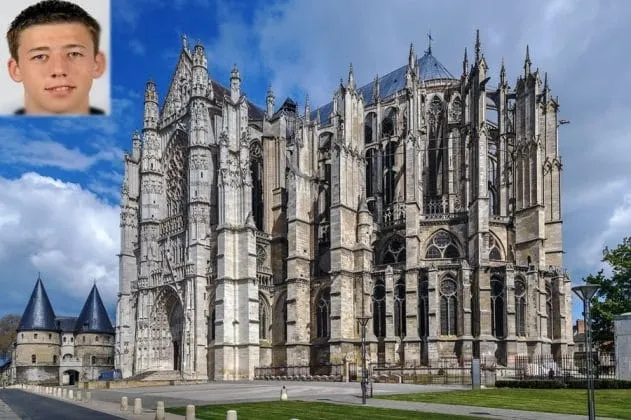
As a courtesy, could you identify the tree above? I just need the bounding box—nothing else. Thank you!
[583,237,631,351]
[0,314,20,359]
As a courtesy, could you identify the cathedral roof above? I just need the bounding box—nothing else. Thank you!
[17,276,58,332]
[311,50,456,125]
[74,285,114,335]
[210,80,266,120]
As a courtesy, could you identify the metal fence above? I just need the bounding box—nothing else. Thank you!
[254,364,345,381]
[495,353,616,382]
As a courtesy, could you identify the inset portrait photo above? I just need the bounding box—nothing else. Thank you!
[1,0,110,116]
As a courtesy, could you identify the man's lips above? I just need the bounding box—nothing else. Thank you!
[45,85,76,92]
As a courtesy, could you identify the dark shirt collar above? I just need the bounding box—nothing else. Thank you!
[14,107,105,115]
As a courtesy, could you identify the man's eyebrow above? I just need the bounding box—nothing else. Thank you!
[26,44,88,54]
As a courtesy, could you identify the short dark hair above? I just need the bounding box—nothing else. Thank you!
[7,0,101,60]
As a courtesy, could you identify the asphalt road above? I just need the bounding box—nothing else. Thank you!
[0,389,124,420]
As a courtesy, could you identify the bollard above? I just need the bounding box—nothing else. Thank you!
[226,409,237,420]
[86,391,92,403]
[185,405,195,420]
[76,390,82,401]
[120,396,128,411]
[62,389,68,399]
[68,389,74,400]
[155,401,165,420]
[280,385,288,401]
[133,398,142,415]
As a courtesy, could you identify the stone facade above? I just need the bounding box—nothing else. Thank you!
[116,32,573,380]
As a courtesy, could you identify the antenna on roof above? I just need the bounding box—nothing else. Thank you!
[426,29,433,55]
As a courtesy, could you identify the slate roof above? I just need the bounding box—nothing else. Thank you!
[17,277,57,332]
[55,317,78,333]
[311,50,456,125]
[74,285,114,335]
[210,80,266,121]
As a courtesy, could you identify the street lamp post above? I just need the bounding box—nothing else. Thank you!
[572,283,600,420]
[357,315,371,405]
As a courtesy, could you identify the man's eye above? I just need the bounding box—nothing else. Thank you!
[68,52,84,58]
[31,54,47,61]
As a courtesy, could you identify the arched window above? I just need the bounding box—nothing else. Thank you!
[394,278,406,338]
[164,133,188,217]
[418,276,429,338]
[382,108,396,138]
[259,295,271,340]
[440,278,458,336]
[425,231,460,259]
[372,278,386,338]
[382,235,406,265]
[250,143,264,230]
[282,300,288,342]
[383,141,397,206]
[91,356,96,365]
[491,276,505,338]
[428,96,444,197]
[53,355,57,364]
[489,235,502,261]
[365,113,376,145]
[488,141,499,215]
[365,149,375,198]
[546,284,554,339]
[316,288,330,339]
[515,278,526,337]
[31,354,36,364]
[209,306,216,341]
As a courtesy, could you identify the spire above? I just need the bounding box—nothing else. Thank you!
[426,30,433,55]
[372,74,380,103]
[543,72,551,101]
[17,276,57,332]
[181,33,188,51]
[524,45,531,75]
[500,57,506,86]
[144,79,157,103]
[348,63,355,89]
[74,284,114,334]
[409,42,416,68]
[475,29,481,62]
[230,64,241,101]
[462,47,469,76]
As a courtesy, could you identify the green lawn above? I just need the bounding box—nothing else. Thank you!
[166,400,484,419]
[378,389,631,419]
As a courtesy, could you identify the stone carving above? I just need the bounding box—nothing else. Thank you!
[190,154,209,170]
[449,97,462,122]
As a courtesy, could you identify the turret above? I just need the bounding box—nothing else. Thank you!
[304,94,310,123]
[499,57,507,88]
[192,41,208,98]
[230,64,241,102]
[462,47,469,77]
[474,29,481,63]
[524,45,531,76]
[143,80,158,131]
[266,85,275,118]
[131,131,141,161]
[347,63,355,90]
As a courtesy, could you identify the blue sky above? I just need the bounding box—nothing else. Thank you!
[0,0,630,329]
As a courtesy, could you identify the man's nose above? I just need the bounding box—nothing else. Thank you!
[48,53,70,77]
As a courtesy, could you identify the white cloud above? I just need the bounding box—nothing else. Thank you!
[129,39,146,56]
[0,173,119,315]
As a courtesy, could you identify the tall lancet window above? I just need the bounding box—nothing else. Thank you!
[372,277,386,338]
[515,278,527,337]
[250,142,264,230]
[259,295,270,340]
[428,96,444,197]
[315,288,330,339]
[365,112,377,145]
[491,276,505,338]
[366,149,375,198]
[488,140,499,215]
[165,132,188,217]
[383,141,397,206]
[440,277,458,336]
[381,107,396,138]
[394,278,406,338]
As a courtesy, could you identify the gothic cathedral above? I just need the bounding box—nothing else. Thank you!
[116,32,573,380]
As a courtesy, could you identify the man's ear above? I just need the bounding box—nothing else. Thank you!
[93,52,106,79]
[7,58,23,83]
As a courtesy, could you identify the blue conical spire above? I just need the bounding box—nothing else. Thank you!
[18,275,57,332]
[74,285,114,334]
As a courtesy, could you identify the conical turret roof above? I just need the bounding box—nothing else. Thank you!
[17,276,57,332]
[74,285,114,334]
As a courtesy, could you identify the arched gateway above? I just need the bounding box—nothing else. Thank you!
[149,287,184,371]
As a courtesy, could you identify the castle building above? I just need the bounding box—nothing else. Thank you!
[116,32,573,381]
[11,277,115,385]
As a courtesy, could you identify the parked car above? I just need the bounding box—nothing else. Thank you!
[98,369,122,381]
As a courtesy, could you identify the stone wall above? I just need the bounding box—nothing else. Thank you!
[615,313,631,380]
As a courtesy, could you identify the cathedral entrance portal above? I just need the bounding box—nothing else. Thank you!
[150,287,184,372]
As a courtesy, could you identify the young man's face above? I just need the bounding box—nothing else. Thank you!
[7,22,105,115]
